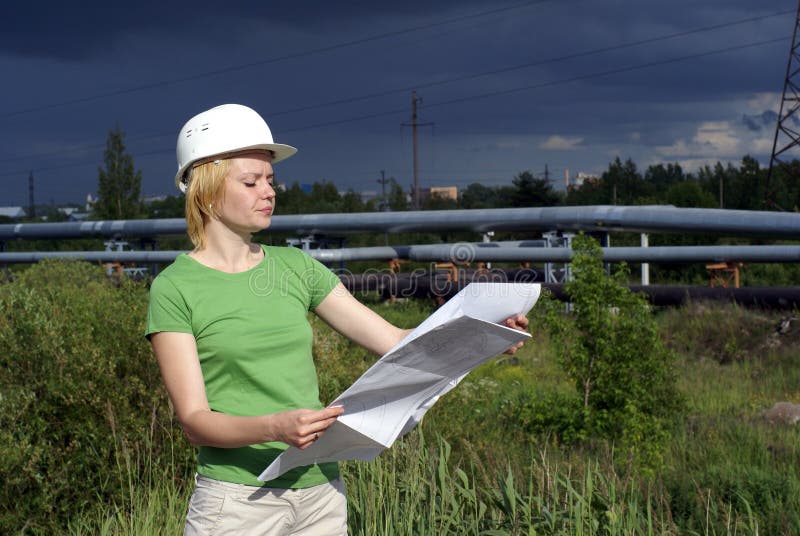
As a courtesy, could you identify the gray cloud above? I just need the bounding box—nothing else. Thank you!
[1,0,797,204]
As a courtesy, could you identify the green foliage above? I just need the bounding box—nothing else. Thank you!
[499,390,586,444]
[664,180,717,208]
[343,432,670,535]
[388,177,409,211]
[0,260,191,533]
[510,170,561,207]
[460,182,502,209]
[341,189,370,213]
[564,157,652,205]
[664,420,800,534]
[542,234,684,465]
[644,163,686,194]
[144,195,185,218]
[3,261,799,533]
[93,124,143,220]
[272,181,377,215]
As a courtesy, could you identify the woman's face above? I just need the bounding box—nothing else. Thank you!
[214,151,276,234]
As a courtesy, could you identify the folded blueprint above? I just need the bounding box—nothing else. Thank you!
[258,282,541,482]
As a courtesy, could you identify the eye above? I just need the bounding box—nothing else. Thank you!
[244,182,256,188]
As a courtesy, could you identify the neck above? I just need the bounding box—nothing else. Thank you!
[192,220,263,273]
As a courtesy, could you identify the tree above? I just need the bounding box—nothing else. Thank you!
[145,195,185,218]
[644,163,685,196]
[340,190,366,213]
[564,176,608,206]
[308,181,341,213]
[510,170,561,207]
[542,234,684,466]
[388,178,409,211]
[460,182,497,209]
[664,180,717,208]
[727,155,765,211]
[276,182,309,214]
[696,161,733,209]
[601,157,652,205]
[93,124,143,220]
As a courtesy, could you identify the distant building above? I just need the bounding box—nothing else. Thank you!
[419,186,458,202]
[0,206,27,219]
[569,172,600,190]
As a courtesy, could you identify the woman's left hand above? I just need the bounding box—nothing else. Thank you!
[503,314,529,355]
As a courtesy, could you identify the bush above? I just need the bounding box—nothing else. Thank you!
[541,234,685,467]
[0,260,192,533]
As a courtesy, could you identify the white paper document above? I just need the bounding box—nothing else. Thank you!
[258,282,541,482]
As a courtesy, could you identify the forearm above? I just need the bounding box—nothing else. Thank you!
[178,409,271,448]
[177,405,345,450]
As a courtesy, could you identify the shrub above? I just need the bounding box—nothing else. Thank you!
[541,234,685,467]
[0,260,192,533]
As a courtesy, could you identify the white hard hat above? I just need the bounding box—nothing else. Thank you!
[174,104,297,192]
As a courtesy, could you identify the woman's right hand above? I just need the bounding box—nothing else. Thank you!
[268,406,345,450]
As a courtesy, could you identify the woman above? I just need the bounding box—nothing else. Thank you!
[146,103,528,535]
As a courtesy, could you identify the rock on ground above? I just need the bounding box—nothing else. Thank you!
[761,402,800,426]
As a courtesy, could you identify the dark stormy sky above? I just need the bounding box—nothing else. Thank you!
[0,0,796,206]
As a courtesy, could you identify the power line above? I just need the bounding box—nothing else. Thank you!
[423,36,790,111]
[0,0,556,119]
[0,8,787,166]
[282,36,790,133]
[0,36,789,179]
[0,132,173,164]
[268,8,793,118]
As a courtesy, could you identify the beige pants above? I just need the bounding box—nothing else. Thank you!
[184,474,348,535]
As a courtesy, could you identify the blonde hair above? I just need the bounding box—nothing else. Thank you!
[184,159,230,249]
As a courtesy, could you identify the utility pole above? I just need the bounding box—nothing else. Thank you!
[401,90,433,210]
[411,92,420,210]
[543,164,550,183]
[28,170,35,219]
[378,169,389,211]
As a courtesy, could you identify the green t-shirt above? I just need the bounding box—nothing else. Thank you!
[145,245,341,488]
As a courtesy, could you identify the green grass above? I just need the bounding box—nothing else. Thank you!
[60,300,800,535]
[0,262,795,535]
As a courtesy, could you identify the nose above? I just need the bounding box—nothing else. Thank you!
[261,181,275,199]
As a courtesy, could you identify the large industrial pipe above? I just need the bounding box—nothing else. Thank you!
[2,244,800,264]
[339,275,800,310]
[2,205,800,239]
[405,244,800,263]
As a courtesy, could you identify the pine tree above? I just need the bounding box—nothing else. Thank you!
[93,124,142,220]
[510,170,560,207]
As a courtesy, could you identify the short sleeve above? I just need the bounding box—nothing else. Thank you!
[299,251,341,309]
[145,275,193,339]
